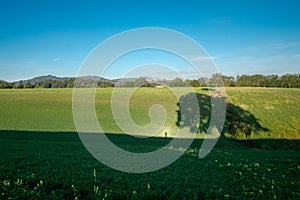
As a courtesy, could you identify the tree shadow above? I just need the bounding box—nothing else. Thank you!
[176,92,269,138]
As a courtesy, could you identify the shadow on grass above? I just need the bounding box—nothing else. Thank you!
[1,130,299,200]
[0,130,299,151]
[176,93,269,138]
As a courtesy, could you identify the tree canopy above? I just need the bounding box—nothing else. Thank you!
[0,73,299,89]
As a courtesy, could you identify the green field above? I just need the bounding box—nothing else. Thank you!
[0,87,299,138]
[225,87,300,139]
[0,88,299,199]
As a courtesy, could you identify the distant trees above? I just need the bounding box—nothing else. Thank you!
[117,80,135,87]
[221,75,236,87]
[24,81,33,88]
[0,80,14,88]
[202,73,299,88]
[134,78,153,87]
[235,73,300,88]
[188,79,201,87]
[0,73,299,89]
[16,80,24,89]
[117,78,155,87]
[98,80,115,88]
[169,78,188,87]
[280,74,300,88]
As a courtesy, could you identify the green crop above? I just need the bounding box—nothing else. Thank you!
[0,88,299,199]
[0,131,299,199]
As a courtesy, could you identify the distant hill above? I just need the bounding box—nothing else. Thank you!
[19,75,112,85]
[6,73,299,88]
[77,76,111,82]
[19,75,69,84]
[14,75,163,85]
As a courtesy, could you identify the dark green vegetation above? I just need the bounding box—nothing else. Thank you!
[1,130,299,199]
[0,88,299,199]
[0,73,299,89]
[220,73,300,88]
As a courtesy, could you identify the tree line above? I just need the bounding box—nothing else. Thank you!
[187,73,299,88]
[232,74,300,88]
[0,78,75,89]
[0,78,114,89]
[0,73,299,89]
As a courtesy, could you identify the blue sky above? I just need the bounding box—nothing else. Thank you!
[0,0,299,81]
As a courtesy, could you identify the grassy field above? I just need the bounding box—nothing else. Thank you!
[225,87,300,139]
[1,130,299,199]
[0,88,299,199]
[0,87,299,138]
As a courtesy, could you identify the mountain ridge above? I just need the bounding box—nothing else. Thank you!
[15,75,113,84]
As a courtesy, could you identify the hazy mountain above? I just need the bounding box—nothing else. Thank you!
[19,75,68,84]
[18,75,113,84]
[13,75,168,85]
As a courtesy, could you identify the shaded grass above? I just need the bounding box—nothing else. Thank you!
[0,130,299,199]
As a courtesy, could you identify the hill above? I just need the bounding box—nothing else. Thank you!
[25,75,69,84]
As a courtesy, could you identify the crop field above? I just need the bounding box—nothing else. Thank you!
[0,88,299,199]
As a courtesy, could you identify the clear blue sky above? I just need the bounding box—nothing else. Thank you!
[0,0,299,81]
